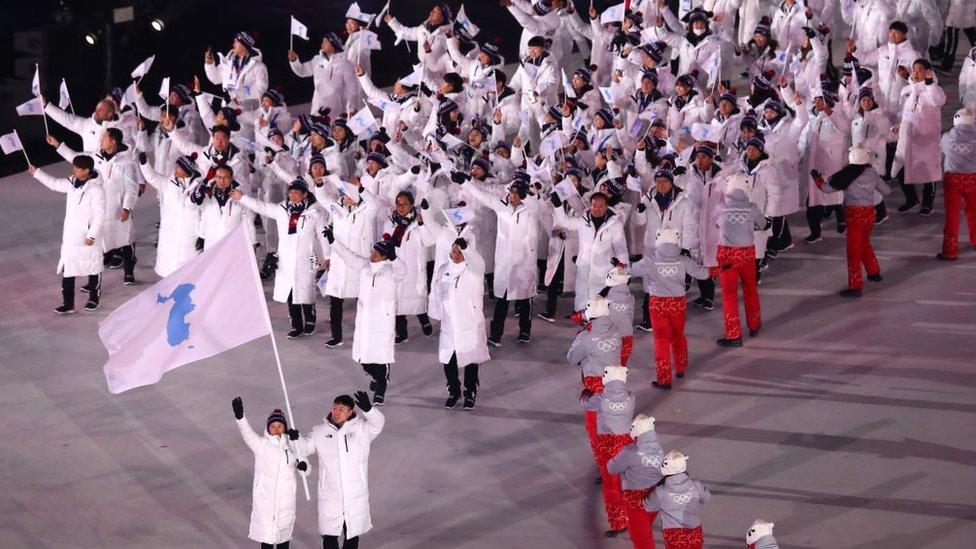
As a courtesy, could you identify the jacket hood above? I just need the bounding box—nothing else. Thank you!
[664,471,692,488]
[589,315,615,337]
[637,430,665,454]
[602,379,629,399]
[654,242,682,260]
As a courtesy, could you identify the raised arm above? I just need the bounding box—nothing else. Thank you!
[235,416,262,453]
[237,193,284,219]
[44,102,88,136]
[32,168,72,193]
[139,161,169,191]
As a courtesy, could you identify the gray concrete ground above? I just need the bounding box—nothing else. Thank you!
[2,56,976,549]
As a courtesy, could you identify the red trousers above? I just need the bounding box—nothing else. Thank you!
[649,296,687,385]
[663,525,704,549]
[942,173,976,259]
[583,376,604,457]
[717,245,760,339]
[622,488,658,549]
[845,205,880,289]
[595,433,632,530]
[621,335,634,366]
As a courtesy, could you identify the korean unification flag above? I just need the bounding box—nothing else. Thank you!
[599,86,614,104]
[444,206,475,226]
[600,3,626,25]
[553,180,576,200]
[400,64,424,88]
[359,30,382,51]
[456,5,480,37]
[99,225,272,394]
[158,77,171,102]
[291,16,309,40]
[347,104,378,136]
[15,98,44,116]
[540,131,568,158]
[691,122,721,142]
[31,65,41,97]
[0,131,24,155]
[130,55,155,79]
[58,79,72,110]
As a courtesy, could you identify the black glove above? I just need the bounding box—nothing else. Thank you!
[410,165,421,175]
[429,162,441,174]
[450,171,469,184]
[803,26,816,39]
[354,390,372,412]
[810,169,821,180]
[296,460,308,472]
[673,166,687,176]
[138,152,148,165]
[195,237,205,251]
[322,225,334,244]
[598,286,610,298]
[454,237,468,250]
[636,202,647,213]
[287,428,299,440]
[610,257,622,267]
[232,396,244,420]
[420,198,429,210]
[763,217,772,231]
[680,248,691,258]
[549,193,562,207]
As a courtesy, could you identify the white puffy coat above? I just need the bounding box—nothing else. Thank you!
[238,196,329,305]
[323,191,379,299]
[895,80,947,184]
[385,18,451,83]
[761,108,807,209]
[290,50,358,116]
[140,164,201,276]
[204,48,269,110]
[738,0,769,44]
[859,40,920,117]
[197,183,255,249]
[960,49,976,107]
[465,185,540,301]
[383,216,434,315]
[554,209,629,310]
[739,156,778,256]
[333,243,406,365]
[44,103,133,152]
[236,417,300,545]
[897,0,944,52]
[302,409,385,539]
[33,169,106,277]
[57,144,139,251]
[693,172,729,267]
[851,107,895,175]
[851,0,895,53]
[434,248,491,366]
[800,108,849,206]
[947,0,976,28]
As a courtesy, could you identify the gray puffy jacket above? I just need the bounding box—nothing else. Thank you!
[607,430,666,490]
[645,472,711,529]
[567,316,621,378]
[580,379,635,435]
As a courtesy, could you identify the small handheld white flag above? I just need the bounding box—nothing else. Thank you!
[158,77,170,102]
[599,86,614,104]
[119,82,139,111]
[562,68,575,99]
[440,132,466,151]
[600,3,626,24]
[346,2,375,25]
[540,131,568,158]
[400,64,424,88]
[31,64,41,97]
[347,104,378,136]
[359,30,382,51]
[691,122,721,142]
[444,206,475,226]
[99,224,271,394]
[58,78,73,111]
[15,98,44,116]
[375,1,391,28]
[456,5,480,37]
[130,55,155,79]
[290,16,309,40]
[553,180,576,200]
[0,130,29,165]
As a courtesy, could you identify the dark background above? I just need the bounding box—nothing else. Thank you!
[2,0,600,176]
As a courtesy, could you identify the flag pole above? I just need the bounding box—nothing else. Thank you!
[244,232,311,501]
[16,130,31,166]
[289,16,294,52]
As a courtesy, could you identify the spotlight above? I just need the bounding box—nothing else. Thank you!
[150,18,165,32]
[84,31,100,45]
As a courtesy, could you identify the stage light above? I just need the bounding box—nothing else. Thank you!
[150,18,165,32]
[84,31,100,45]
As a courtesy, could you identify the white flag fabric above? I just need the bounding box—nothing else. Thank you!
[291,16,309,40]
[553,180,576,200]
[691,122,721,142]
[119,82,138,111]
[540,131,568,158]
[346,2,375,25]
[99,224,271,394]
[440,132,466,150]
[358,30,382,51]
[562,68,575,99]
[58,78,72,110]
[347,104,378,136]
[130,55,155,79]
[400,65,424,87]
[456,5,480,37]
[376,1,391,27]
[0,131,24,154]
[158,77,170,102]
[31,65,41,97]
[599,86,614,104]
[15,98,44,116]
[600,3,626,24]
[444,206,475,226]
